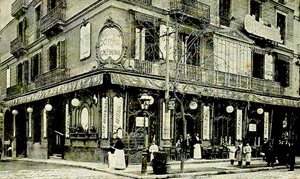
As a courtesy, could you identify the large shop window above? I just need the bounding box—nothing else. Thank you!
[219,0,231,26]
[250,0,261,21]
[277,13,286,43]
[33,110,42,143]
[80,107,89,131]
[252,53,264,79]
[275,54,290,87]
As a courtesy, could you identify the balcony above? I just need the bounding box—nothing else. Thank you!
[6,84,23,98]
[40,5,66,36]
[130,59,284,96]
[10,36,27,57]
[34,68,70,88]
[11,0,28,18]
[244,14,282,43]
[170,0,210,24]
[118,0,152,7]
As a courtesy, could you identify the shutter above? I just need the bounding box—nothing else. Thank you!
[141,28,146,61]
[30,57,34,82]
[135,28,140,60]
[60,40,66,68]
[38,53,42,75]
[57,42,61,68]
[47,0,51,12]
[159,24,167,60]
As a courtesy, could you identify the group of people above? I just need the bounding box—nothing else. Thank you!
[262,139,296,171]
[227,142,252,167]
[175,134,202,159]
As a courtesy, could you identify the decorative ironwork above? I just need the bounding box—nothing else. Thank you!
[10,36,27,57]
[118,0,152,7]
[40,5,65,36]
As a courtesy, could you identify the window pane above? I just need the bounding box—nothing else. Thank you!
[81,108,89,131]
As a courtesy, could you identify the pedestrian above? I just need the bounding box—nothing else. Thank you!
[227,143,236,165]
[288,142,296,171]
[193,134,202,159]
[243,143,252,167]
[262,138,268,161]
[267,139,275,167]
[236,146,242,166]
[113,138,126,170]
[149,140,159,162]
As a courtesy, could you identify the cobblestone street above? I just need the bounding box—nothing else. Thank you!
[0,161,127,179]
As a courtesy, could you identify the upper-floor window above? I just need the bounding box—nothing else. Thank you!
[135,22,159,61]
[31,53,41,82]
[18,18,27,43]
[277,12,286,44]
[35,5,41,39]
[24,61,29,86]
[275,53,289,87]
[48,41,66,71]
[252,53,264,79]
[180,34,201,66]
[250,0,261,21]
[17,63,23,86]
[219,0,231,26]
[47,0,58,11]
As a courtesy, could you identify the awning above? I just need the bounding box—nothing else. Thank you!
[110,73,300,108]
[5,73,104,107]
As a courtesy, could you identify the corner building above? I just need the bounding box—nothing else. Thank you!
[0,0,300,162]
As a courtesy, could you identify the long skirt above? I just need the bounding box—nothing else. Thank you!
[114,149,126,170]
[229,152,235,160]
[193,144,202,159]
[245,153,251,162]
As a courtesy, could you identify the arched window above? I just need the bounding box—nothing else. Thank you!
[81,107,89,131]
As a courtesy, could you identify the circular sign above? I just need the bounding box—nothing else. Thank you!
[283,120,287,128]
[98,25,124,64]
[226,106,234,113]
[257,108,264,115]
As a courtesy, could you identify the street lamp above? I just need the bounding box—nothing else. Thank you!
[139,91,153,174]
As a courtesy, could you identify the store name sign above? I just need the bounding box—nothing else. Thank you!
[236,109,242,140]
[264,112,269,139]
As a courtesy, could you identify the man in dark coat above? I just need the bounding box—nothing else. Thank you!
[288,142,296,171]
[267,139,275,167]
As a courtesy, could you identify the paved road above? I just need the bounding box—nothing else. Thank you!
[0,161,127,179]
[177,169,300,179]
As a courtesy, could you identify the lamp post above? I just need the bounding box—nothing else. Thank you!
[139,91,153,174]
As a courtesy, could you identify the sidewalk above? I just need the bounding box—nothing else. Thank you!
[4,157,300,179]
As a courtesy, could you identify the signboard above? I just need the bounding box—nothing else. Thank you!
[97,19,124,65]
[249,123,257,132]
[236,109,243,140]
[80,23,91,60]
[136,117,148,127]
[264,112,269,139]
[113,97,124,138]
[101,97,108,139]
[162,102,171,139]
[203,105,210,140]
[65,103,70,138]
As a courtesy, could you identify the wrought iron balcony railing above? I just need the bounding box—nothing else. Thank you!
[130,59,284,96]
[6,84,23,98]
[34,68,70,88]
[170,0,210,23]
[10,36,27,57]
[11,0,28,17]
[40,5,65,36]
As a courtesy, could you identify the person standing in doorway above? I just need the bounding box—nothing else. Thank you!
[243,143,252,167]
[114,138,126,170]
[193,134,202,159]
[149,140,159,162]
[267,139,275,167]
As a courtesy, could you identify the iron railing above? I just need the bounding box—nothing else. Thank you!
[10,36,27,55]
[40,5,65,34]
[131,59,283,96]
[170,0,210,22]
[118,0,152,6]
[11,0,27,17]
[34,68,70,88]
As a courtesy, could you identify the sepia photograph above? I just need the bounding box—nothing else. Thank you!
[0,0,299,178]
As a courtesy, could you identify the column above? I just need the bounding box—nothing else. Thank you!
[11,110,18,158]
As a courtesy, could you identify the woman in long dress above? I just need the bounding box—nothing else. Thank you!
[114,138,126,170]
[193,134,202,159]
[227,143,237,165]
[243,143,252,167]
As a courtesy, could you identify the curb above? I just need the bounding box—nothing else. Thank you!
[5,158,299,179]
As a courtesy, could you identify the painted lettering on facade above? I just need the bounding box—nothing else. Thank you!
[102,97,108,139]
[80,23,91,60]
[236,109,243,140]
[113,97,123,138]
[203,105,210,140]
[99,28,123,62]
[264,112,269,139]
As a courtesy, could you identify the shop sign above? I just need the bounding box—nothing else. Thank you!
[249,123,257,132]
[136,117,148,127]
[113,97,124,138]
[236,109,243,140]
[264,112,269,139]
[203,105,210,140]
[102,97,108,139]
[96,19,125,65]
